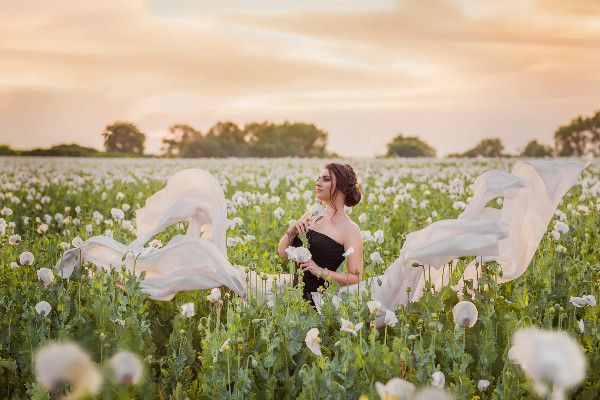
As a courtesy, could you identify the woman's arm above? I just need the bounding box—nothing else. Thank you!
[323,227,364,286]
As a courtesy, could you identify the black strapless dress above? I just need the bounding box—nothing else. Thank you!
[291,227,345,307]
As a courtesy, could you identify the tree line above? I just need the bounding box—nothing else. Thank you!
[386,109,600,158]
[1,109,598,158]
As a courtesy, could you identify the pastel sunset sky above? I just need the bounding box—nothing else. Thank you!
[1,0,599,157]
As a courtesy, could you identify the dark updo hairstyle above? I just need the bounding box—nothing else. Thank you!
[324,163,362,218]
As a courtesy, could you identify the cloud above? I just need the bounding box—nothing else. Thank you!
[0,0,599,156]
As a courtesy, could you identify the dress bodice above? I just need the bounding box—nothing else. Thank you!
[291,226,345,306]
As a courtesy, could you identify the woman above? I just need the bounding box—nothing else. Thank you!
[277,163,364,306]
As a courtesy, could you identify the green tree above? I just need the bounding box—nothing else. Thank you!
[385,134,436,157]
[205,121,248,157]
[520,140,553,158]
[0,144,16,155]
[161,124,201,157]
[22,143,99,157]
[245,121,328,157]
[459,137,504,157]
[554,110,600,157]
[102,122,146,155]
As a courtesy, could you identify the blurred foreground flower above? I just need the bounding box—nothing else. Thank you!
[108,350,143,385]
[35,341,102,400]
[431,371,445,389]
[375,377,415,399]
[510,326,586,399]
[413,388,455,400]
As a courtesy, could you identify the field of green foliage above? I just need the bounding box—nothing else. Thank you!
[0,157,598,399]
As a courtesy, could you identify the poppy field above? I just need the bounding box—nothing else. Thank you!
[0,157,598,399]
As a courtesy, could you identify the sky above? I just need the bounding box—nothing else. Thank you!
[1,0,599,157]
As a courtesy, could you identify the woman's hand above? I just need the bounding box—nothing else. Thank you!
[299,259,324,277]
[288,215,311,237]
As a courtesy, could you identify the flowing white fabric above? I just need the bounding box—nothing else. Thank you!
[55,161,588,315]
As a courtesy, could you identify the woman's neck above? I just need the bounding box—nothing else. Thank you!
[324,202,346,220]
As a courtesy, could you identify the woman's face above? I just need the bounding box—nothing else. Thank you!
[315,168,335,202]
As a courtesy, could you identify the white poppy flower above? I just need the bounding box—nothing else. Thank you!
[35,301,52,317]
[549,230,560,241]
[35,341,102,400]
[37,223,48,234]
[556,245,567,253]
[1,206,13,215]
[373,230,384,244]
[273,207,285,220]
[207,288,222,303]
[375,377,415,399]
[8,234,21,245]
[108,350,143,385]
[111,208,124,220]
[384,310,398,327]
[342,247,355,257]
[286,246,312,263]
[294,247,312,263]
[308,203,326,217]
[369,251,384,265]
[452,201,466,210]
[431,371,446,389]
[358,213,367,224]
[304,328,322,356]
[10,262,18,269]
[452,301,478,328]
[92,211,103,224]
[569,294,596,307]
[340,318,363,336]
[180,302,195,318]
[85,224,93,233]
[510,327,586,399]
[477,379,490,391]
[37,268,54,286]
[72,236,84,247]
[554,221,569,234]
[116,192,125,201]
[219,338,231,352]
[367,300,382,315]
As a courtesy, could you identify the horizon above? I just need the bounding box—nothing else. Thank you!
[1,0,599,157]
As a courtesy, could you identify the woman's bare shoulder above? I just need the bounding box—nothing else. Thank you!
[343,218,362,240]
